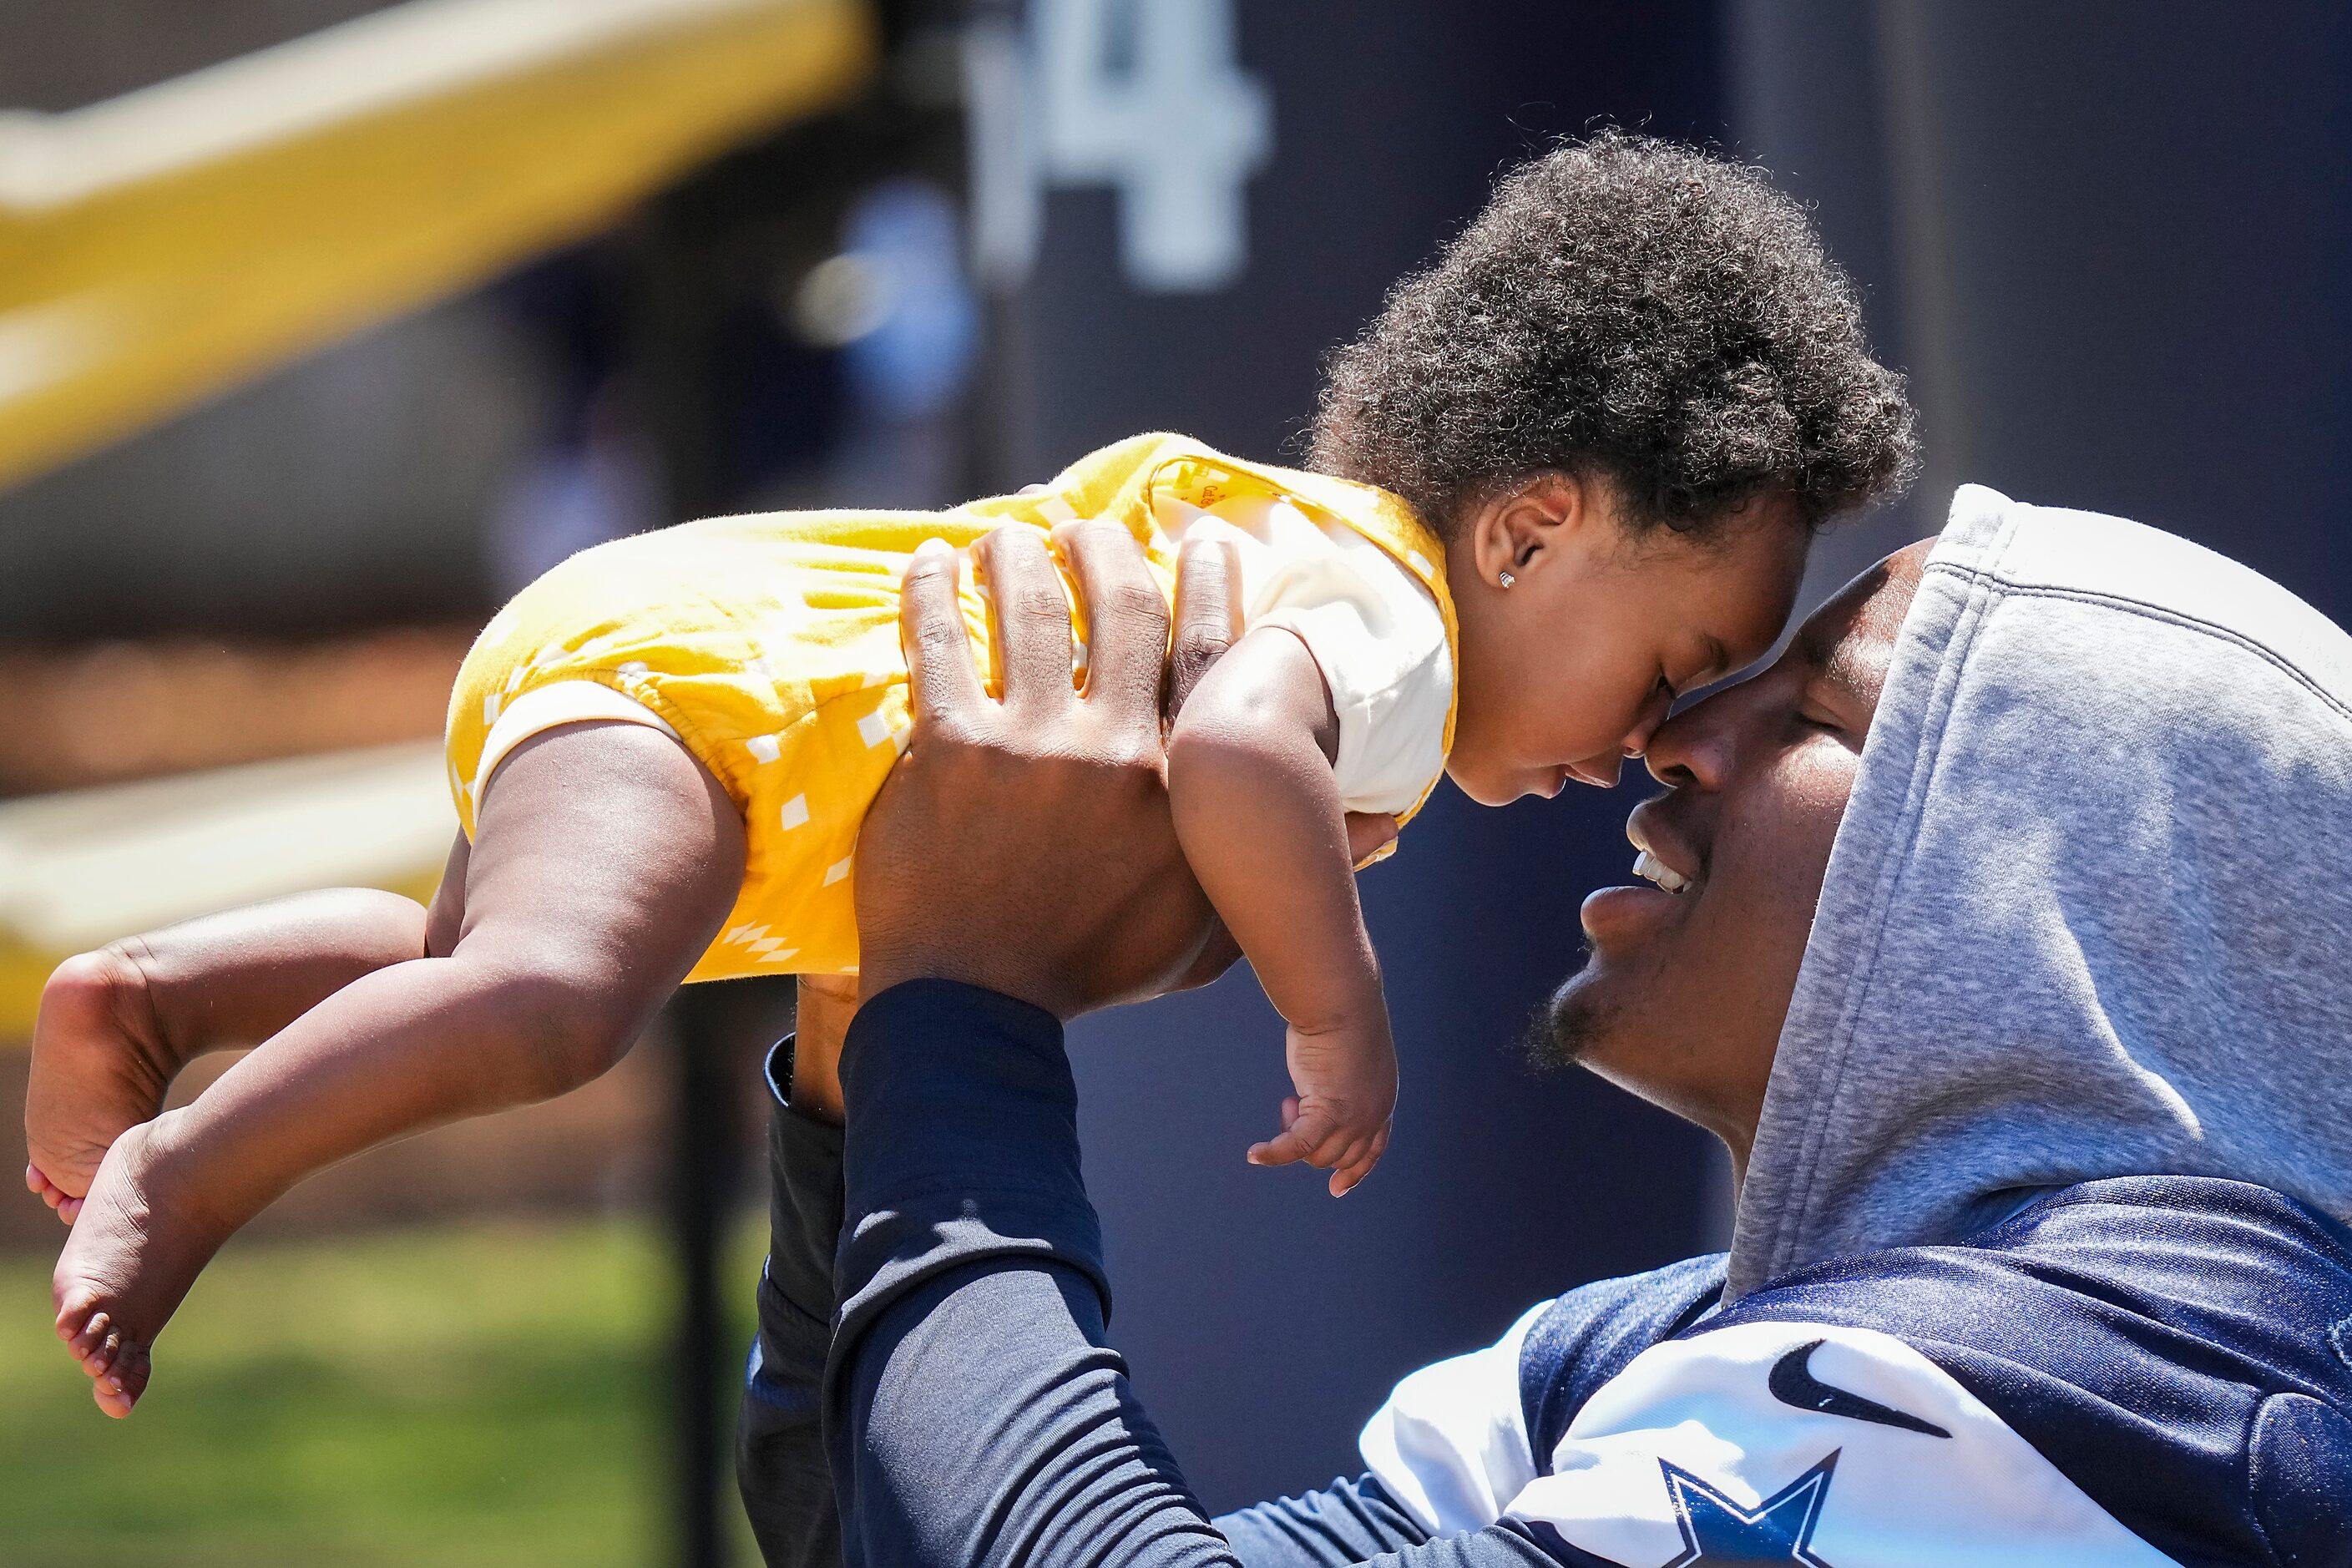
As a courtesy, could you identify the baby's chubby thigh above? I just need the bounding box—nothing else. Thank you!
[695,675,913,981]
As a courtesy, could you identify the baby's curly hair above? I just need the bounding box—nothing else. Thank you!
[1309,131,1918,540]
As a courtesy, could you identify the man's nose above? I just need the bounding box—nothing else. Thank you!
[1641,695,1727,790]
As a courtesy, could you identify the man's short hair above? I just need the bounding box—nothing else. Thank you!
[1309,130,1920,539]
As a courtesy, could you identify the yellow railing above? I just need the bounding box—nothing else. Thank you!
[0,745,455,1036]
[0,0,873,492]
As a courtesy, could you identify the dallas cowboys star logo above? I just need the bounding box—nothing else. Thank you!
[1657,1450,1839,1566]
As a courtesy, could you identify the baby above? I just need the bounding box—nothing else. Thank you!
[23,133,1915,1414]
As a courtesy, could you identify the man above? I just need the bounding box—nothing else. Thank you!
[739,487,2352,1564]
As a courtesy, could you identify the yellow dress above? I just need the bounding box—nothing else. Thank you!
[443,432,1457,982]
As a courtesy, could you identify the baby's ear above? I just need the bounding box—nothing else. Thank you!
[1467,471,1589,584]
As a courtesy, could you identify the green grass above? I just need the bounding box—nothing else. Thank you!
[0,1216,767,1568]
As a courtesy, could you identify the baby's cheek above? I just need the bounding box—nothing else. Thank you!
[1540,678,1637,759]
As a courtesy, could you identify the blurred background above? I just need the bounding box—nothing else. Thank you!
[1,2,2345,1564]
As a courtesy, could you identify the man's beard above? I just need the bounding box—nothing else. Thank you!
[1524,947,1616,1072]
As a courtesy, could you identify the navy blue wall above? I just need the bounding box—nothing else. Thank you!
[1733,0,2352,622]
[1011,0,1733,1511]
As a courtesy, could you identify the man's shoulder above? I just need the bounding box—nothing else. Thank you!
[1707,1175,2352,1388]
[1517,1250,1729,1464]
[1511,1176,2352,1565]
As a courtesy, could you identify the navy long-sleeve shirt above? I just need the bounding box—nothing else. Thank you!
[739,981,2352,1567]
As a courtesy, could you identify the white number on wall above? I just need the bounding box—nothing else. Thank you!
[966,0,1272,294]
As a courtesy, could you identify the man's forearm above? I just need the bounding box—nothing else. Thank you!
[752,1021,1436,1568]
[826,981,1236,1567]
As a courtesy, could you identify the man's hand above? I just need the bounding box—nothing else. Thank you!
[856,522,1228,1019]
[852,520,1402,1028]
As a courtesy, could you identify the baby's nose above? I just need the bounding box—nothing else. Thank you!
[1621,692,1674,756]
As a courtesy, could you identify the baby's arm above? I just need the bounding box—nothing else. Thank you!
[1167,625,1396,1196]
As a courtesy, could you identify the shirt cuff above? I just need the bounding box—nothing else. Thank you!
[831,979,1109,1348]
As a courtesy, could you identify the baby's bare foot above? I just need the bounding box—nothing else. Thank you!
[52,1119,225,1418]
[25,948,178,1222]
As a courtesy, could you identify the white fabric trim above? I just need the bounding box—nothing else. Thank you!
[471,678,680,818]
[1506,1321,2183,1566]
[1357,1302,1546,1536]
[1153,494,1450,817]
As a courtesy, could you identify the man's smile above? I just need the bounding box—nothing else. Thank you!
[1626,803,1703,894]
[1631,849,1691,893]
[1577,865,1692,948]
[1577,796,1707,945]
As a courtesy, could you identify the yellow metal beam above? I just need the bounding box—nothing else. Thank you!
[0,0,874,492]
[0,743,455,1038]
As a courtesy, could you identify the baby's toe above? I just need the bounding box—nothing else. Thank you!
[87,1321,134,1381]
[68,1324,107,1374]
[28,1168,89,1224]
[93,1343,149,1418]
[69,1311,119,1374]
[55,1294,97,1346]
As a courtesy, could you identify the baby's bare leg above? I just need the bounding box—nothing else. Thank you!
[24,877,457,1222]
[53,722,745,1416]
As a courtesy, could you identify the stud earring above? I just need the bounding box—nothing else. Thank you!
[1498,569,1515,589]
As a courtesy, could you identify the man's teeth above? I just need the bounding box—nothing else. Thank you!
[1632,849,1692,894]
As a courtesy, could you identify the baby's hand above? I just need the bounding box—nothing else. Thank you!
[1247,1010,1398,1196]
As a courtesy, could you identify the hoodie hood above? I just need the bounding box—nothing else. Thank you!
[1727,484,2352,1299]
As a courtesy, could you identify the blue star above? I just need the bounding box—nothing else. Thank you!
[1658,1450,1839,1566]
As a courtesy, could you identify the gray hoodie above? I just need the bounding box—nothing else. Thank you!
[1729,484,2352,1299]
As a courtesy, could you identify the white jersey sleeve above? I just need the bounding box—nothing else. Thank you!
[1156,493,1453,817]
[1356,1302,1547,1537]
[1506,1321,2184,1566]
[1356,1311,2188,1563]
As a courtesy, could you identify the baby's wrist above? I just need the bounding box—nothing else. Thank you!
[1287,984,1390,1041]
